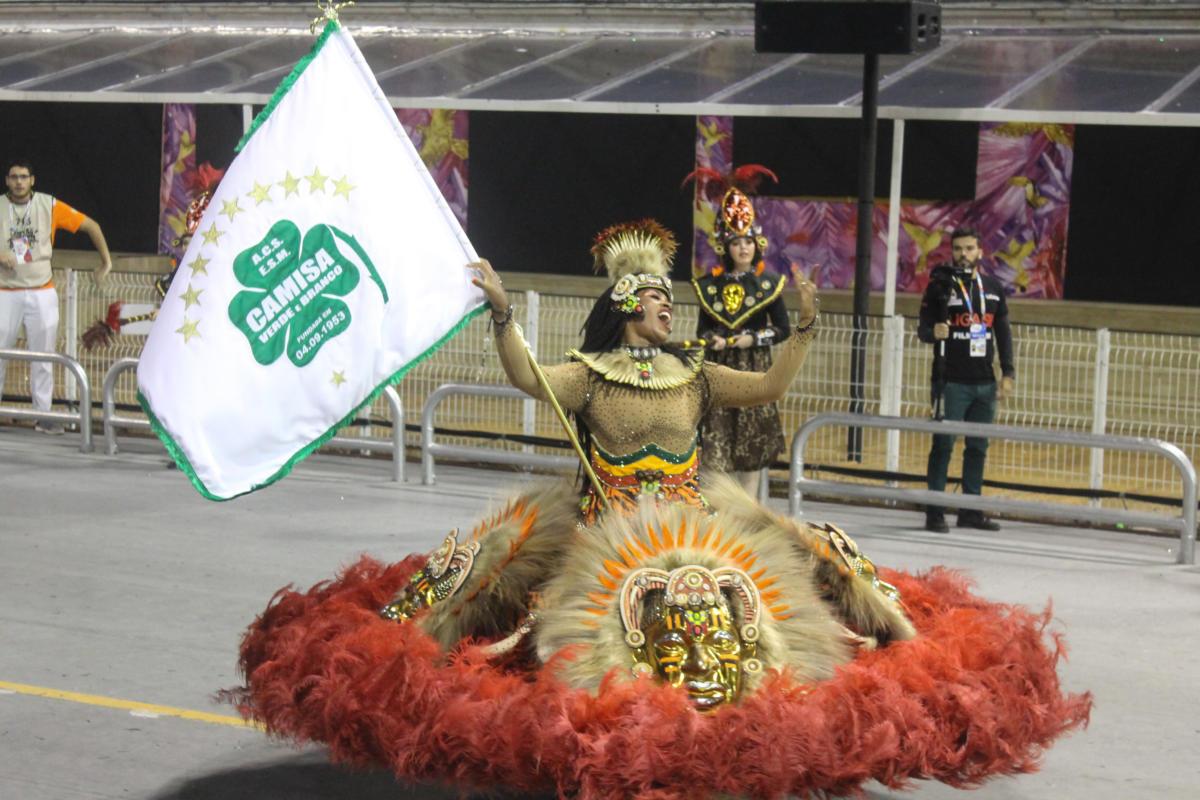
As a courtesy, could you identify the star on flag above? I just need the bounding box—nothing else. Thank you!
[176,317,201,343]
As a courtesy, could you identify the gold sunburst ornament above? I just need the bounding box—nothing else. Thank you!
[310,0,355,33]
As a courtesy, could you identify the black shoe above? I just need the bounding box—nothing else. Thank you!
[924,514,950,533]
[957,512,1001,531]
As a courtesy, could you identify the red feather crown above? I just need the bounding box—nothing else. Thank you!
[182,162,226,237]
[681,164,778,259]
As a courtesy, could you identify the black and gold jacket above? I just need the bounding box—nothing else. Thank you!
[693,270,791,346]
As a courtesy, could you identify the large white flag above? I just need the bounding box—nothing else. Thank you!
[138,22,484,500]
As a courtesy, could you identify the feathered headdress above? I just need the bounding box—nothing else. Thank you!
[80,301,158,351]
[682,164,777,258]
[590,218,676,313]
[177,161,225,244]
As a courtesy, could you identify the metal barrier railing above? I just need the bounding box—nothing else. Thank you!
[102,357,145,455]
[101,359,406,483]
[789,412,1198,565]
[421,382,576,485]
[0,347,93,452]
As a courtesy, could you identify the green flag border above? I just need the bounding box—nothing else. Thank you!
[144,19,488,500]
[138,303,488,502]
[236,19,340,153]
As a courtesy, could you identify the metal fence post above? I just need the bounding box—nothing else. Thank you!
[64,268,79,405]
[383,385,405,484]
[523,290,539,454]
[1090,328,1111,507]
[881,314,904,478]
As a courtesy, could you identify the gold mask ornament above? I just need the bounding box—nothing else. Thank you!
[721,281,746,315]
[620,565,762,711]
[381,529,479,621]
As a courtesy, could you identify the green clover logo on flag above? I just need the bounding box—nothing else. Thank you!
[228,220,388,367]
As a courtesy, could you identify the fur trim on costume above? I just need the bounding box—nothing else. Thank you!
[535,500,852,691]
[230,556,1091,798]
[417,482,579,649]
[704,474,918,644]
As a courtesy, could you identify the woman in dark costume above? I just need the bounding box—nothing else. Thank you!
[689,165,792,497]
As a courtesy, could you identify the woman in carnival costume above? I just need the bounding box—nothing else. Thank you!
[231,220,1090,799]
[686,165,792,498]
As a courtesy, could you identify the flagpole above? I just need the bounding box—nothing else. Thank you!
[521,342,609,510]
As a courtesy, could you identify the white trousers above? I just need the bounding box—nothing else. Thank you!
[0,287,60,411]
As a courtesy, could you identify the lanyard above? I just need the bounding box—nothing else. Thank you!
[7,197,32,230]
[953,272,986,327]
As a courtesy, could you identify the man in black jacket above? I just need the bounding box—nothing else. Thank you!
[917,227,1015,533]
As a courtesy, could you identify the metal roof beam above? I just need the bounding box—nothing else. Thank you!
[1144,60,1200,112]
[985,37,1099,109]
[572,37,716,101]
[370,36,492,83]
[839,38,966,108]
[115,37,275,92]
[701,52,809,104]
[450,37,598,98]
[7,33,188,91]
[0,31,98,69]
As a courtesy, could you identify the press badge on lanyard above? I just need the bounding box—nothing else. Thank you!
[956,273,988,357]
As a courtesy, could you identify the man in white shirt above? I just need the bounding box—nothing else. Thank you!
[1,158,112,433]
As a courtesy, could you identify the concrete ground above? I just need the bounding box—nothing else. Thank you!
[1,424,1196,800]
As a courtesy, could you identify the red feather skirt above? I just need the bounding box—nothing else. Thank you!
[228,555,1091,799]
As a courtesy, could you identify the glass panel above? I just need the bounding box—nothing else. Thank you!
[879,37,1085,108]
[21,35,261,92]
[466,37,684,100]
[1008,36,1200,112]
[120,37,311,94]
[588,39,795,103]
[226,36,470,94]
[0,33,151,88]
[377,37,572,97]
[0,32,92,72]
[724,52,916,106]
[1158,74,1200,113]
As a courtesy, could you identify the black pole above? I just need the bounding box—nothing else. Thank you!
[847,51,879,462]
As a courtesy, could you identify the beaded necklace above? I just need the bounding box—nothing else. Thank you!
[623,345,661,382]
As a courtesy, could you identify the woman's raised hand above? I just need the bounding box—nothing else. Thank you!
[790,264,818,327]
[468,259,509,315]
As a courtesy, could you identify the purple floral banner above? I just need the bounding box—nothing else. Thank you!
[158,103,197,260]
[395,108,469,228]
[691,118,1073,299]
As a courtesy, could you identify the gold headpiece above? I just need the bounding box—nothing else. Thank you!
[591,219,676,313]
[682,164,777,259]
[714,186,768,256]
[380,529,480,622]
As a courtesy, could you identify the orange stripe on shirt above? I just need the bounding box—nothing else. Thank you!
[50,198,86,245]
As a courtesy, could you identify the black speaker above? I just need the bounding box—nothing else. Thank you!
[755,1,942,55]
